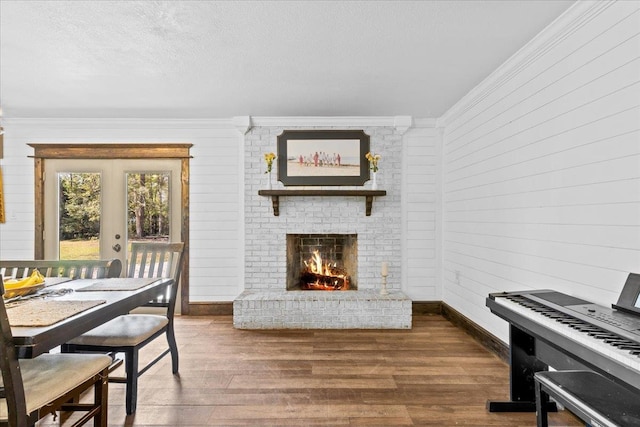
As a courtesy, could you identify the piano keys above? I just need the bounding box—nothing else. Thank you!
[486,273,640,412]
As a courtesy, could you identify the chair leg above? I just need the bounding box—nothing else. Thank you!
[124,349,139,415]
[166,325,179,374]
[95,368,108,427]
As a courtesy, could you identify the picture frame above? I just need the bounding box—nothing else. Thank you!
[277,130,370,186]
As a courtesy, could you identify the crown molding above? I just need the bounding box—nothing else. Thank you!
[248,116,414,133]
[232,116,252,134]
[1,117,236,130]
[2,116,419,133]
[438,0,611,128]
[412,118,438,128]
[393,116,413,134]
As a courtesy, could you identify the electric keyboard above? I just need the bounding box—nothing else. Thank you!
[485,273,640,412]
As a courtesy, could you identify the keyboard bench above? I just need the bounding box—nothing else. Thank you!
[534,370,640,427]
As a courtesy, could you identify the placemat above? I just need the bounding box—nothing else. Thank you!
[76,278,159,292]
[7,300,106,327]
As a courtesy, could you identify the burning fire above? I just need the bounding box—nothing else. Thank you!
[300,250,350,291]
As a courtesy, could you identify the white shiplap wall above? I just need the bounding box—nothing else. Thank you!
[402,124,441,300]
[440,1,640,343]
[0,119,243,302]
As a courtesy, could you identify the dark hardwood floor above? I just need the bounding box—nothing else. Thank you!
[38,314,581,426]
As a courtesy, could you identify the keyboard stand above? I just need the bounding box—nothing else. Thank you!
[487,324,558,413]
[487,401,556,413]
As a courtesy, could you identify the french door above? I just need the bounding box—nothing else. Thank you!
[44,159,182,270]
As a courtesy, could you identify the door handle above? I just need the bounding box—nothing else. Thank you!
[112,243,122,252]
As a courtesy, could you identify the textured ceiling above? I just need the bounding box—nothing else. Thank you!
[0,0,574,119]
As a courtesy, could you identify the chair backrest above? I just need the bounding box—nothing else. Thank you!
[0,259,122,280]
[0,282,30,427]
[126,242,185,312]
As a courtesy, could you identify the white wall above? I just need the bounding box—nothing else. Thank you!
[0,117,439,303]
[440,1,640,342]
[402,123,441,300]
[0,119,244,302]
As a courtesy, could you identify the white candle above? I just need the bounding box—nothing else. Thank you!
[381,262,388,276]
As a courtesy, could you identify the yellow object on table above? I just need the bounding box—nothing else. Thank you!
[3,269,46,298]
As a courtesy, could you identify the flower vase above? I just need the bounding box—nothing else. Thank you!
[371,171,378,190]
[266,171,272,189]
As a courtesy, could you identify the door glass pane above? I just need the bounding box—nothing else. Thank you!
[58,172,101,260]
[126,173,170,275]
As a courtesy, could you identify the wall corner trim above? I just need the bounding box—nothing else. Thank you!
[393,116,413,134]
[233,116,253,134]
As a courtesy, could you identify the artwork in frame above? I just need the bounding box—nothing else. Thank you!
[277,130,371,186]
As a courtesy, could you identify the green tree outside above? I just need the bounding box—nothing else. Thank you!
[59,172,170,259]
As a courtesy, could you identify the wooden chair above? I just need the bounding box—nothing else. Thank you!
[62,242,185,415]
[0,259,122,281]
[0,282,113,427]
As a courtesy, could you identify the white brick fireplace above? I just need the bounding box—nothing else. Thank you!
[234,124,411,329]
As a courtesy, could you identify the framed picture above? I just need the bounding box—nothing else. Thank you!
[277,130,370,186]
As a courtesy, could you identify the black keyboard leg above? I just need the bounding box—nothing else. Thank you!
[487,400,557,413]
[488,325,553,413]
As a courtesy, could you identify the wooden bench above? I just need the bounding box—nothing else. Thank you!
[0,258,122,280]
[535,370,640,427]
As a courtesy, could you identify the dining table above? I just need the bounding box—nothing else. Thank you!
[5,276,173,359]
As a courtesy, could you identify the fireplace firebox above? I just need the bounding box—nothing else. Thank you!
[286,234,357,291]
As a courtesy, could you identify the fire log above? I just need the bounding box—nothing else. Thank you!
[299,271,350,290]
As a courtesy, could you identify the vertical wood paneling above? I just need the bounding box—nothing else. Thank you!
[442,1,640,342]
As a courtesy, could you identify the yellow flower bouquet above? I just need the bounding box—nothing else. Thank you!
[365,152,381,173]
[264,152,276,174]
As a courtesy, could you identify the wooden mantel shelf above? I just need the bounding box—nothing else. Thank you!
[258,189,387,216]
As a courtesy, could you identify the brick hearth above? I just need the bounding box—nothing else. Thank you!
[233,290,411,329]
